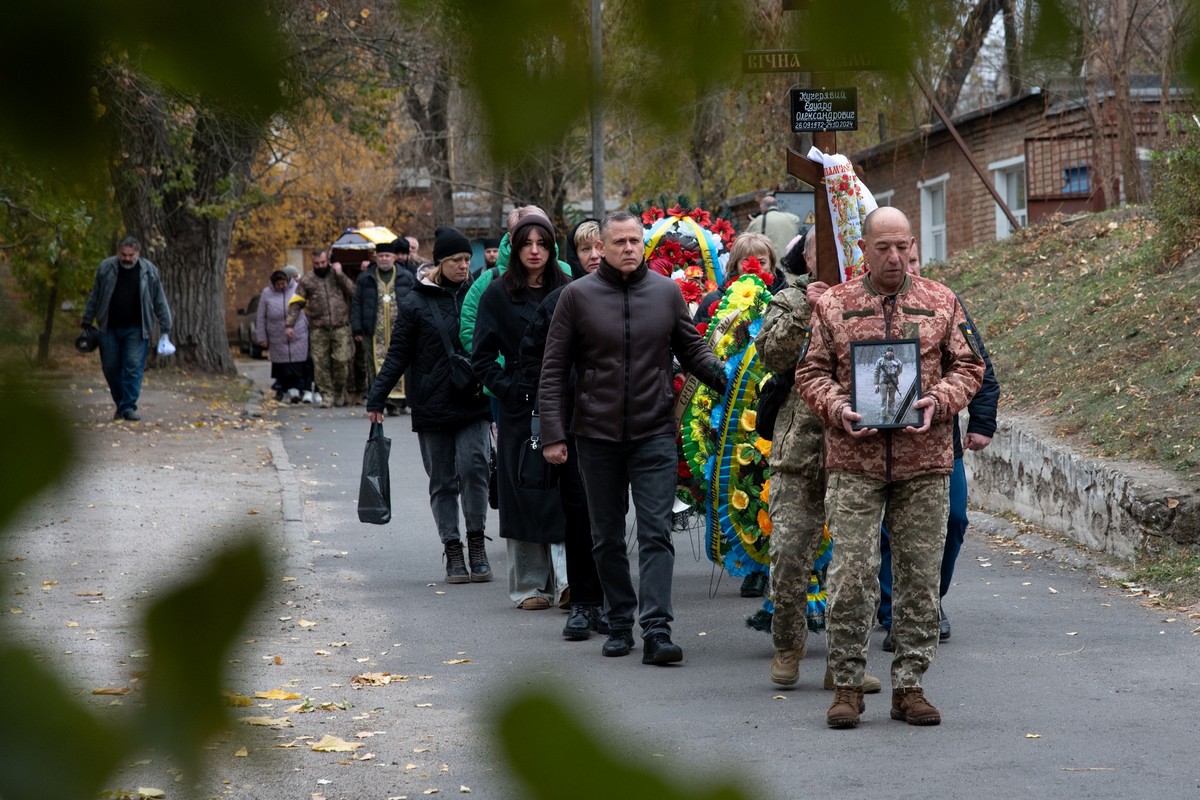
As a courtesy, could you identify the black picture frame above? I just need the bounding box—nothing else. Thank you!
[849,338,922,430]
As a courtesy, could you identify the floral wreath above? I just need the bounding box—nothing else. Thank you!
[629,195,735,305]
[678,273,776,576]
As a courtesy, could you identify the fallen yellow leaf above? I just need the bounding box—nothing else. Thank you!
[92,687,131,696]
[352,672,395,686]
[311,734,362,753]
[138,789,166,799]
[234,747,249,757]
[257,688,302,700]
[224,692,254,707]
[443,659,469,665]
[241,716,293,727]
[1025,733,1042,739]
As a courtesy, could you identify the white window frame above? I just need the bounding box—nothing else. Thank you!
[873,189,894,208]
[917,173,949,265]
[989,155,1027,239]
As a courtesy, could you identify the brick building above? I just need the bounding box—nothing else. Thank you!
[852,78,1186,265]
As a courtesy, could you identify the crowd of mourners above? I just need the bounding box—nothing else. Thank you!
[242,196,998,730]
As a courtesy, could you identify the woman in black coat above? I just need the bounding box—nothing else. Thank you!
[367,228,493,585]
[471,211,571,610]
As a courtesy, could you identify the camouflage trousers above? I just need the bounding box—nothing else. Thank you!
[768,468,826,652]
[825,471,949,690]
[309,325,354,400]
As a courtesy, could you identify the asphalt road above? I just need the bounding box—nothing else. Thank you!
[249,357,1200,800]
[8,359,1199,800]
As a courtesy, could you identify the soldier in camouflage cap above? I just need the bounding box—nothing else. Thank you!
[796,207,984,729]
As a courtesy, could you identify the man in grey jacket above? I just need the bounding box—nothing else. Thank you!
[81,236,173,422]
[539,211,726,666]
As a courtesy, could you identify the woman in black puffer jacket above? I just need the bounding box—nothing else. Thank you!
[366,227,493,586]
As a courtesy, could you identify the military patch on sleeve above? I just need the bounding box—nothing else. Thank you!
[959,321,982,360]
[797,326,812,364]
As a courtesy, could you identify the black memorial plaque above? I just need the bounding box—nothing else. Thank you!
[790,87,858,132]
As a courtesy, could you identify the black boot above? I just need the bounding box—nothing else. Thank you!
[591,605,610,635]
[444,540,470,584]
[562,604,593,641]
[465,532,493,582]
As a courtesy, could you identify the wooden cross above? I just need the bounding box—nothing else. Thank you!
[787,128,841,286]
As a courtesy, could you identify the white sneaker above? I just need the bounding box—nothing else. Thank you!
[312,392,323,405]
[288,388,301,403]
[301,390,314,404]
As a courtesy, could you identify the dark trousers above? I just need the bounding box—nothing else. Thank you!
[560,437,603,607]
[878,457,968,627]
[575,434,676,638]
[98,327,147,415]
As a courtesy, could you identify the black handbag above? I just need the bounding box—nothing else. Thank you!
[517,400,558,490]
[426,296,482,397]
[357,421,392,524]
[756,371,795,441]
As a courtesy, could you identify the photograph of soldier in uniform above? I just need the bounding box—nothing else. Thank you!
[849,339,922,429]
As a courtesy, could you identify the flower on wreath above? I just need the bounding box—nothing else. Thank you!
[678,279,702,304]
[695,321,709,337]
[740,408,757,432]
[710,217,736,248]
[731,489,749,511]
[641,207,665,225]
[738,256,774,288]
[757,508,773,536]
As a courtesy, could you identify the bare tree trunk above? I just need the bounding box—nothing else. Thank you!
[1002,0,1023,98]
[404,56,454,226]
[1111,68,1147,204]
[100,65,260,375]
[933,0,1007,118]
[688,93,727,204]
[36,258,60,367]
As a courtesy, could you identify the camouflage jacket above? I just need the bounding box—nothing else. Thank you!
[756,278,822,475]
[796,273,984,482]
[285,270,355,330]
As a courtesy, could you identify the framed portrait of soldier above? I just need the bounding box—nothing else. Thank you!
[848,338,922,430]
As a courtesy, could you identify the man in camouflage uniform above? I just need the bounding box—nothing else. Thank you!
[757,230,881,693]
[285,248,357,408]
[873,346,902,421]
[796,207,984,729]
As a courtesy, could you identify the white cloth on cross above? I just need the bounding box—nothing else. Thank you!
[806,147,878,283]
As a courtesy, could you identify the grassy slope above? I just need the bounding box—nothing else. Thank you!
[925,208,1200,484]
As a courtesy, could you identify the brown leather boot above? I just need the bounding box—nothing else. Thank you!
[891,687,941,725]
[826,686,865,729]
[770,648,802,686]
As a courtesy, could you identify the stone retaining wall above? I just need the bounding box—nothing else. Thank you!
[963,417,1200,559]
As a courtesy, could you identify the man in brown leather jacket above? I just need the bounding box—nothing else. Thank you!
[539,211,725,666]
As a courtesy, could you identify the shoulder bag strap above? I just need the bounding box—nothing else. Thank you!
[424,293,459,361]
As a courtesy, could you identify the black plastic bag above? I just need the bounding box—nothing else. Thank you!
[357,421,392,524]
